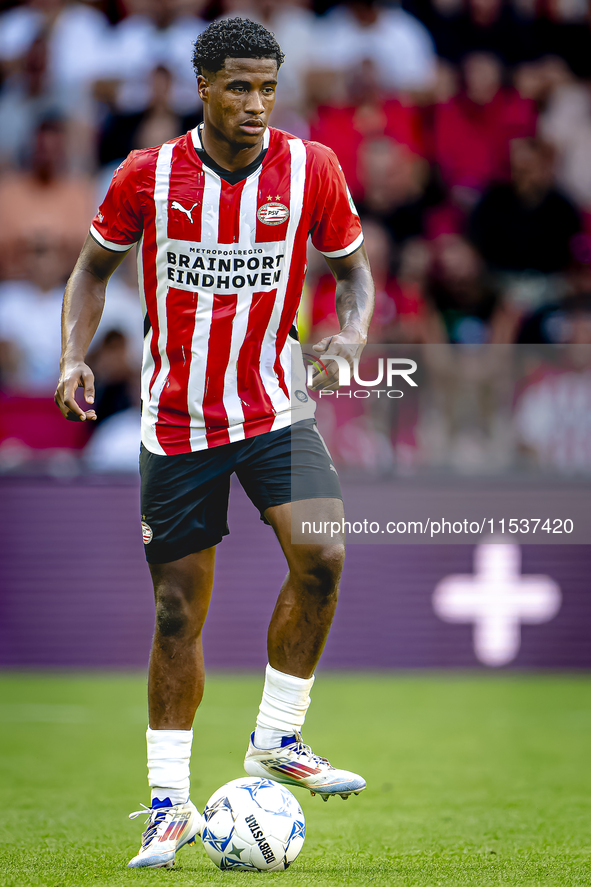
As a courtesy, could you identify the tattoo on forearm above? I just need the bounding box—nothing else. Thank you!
[326,245,375,338]
[335,271,374,335]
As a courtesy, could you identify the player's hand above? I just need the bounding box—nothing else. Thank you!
[54,360,97,422]
[309,328,366,391]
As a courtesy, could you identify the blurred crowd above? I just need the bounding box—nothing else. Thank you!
[0,0,590,474]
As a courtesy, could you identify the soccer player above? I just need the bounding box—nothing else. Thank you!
[55,18,374,870]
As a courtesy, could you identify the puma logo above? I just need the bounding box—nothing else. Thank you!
[171,200,199,222]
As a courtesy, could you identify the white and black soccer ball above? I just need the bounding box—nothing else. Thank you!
[201,777,306,872]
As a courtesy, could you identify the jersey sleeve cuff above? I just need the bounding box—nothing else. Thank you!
[89,225,137,252]
[318,232,364,259]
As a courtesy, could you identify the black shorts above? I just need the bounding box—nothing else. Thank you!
[139,418,342,564]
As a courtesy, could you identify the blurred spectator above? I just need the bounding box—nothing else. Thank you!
[128,64,187,151]
[0,235,66,393]
[413,0,531,65]
[0,0,114,124]
[0,232,142,467]
[539,81,591,211]
[387,237,432,341]
[83,325,142,472]
[0,230,86,466]
[83,403,141,472]
[87,329,140,426]
[0,235,142,394]
[469,137,581,274]
[434,51,537,207]
[424,233,515,343]
[0,34,66,170]
[99,64,201,166]
[512,54,574,112]
[514,326,591,472]
[356,137,432,241]
[518,293,591,344]
[414,0,465,64]
[310,95,425,202]
[531,0,591,79]
[0,116,95,279]
[312,0,437,95]
[416,341,515,474]
[362,220,428,342]
[110,0,206,115]
[456,0,534,66]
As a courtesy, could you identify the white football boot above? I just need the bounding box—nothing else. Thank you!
[128,798,202,868]
[244,731,366,800]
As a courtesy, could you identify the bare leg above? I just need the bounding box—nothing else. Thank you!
[244,501,366,795]
[148,547,216,730]
[264,499,345,679]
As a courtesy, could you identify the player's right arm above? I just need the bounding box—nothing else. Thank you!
[54,236,129,421]
[56,150,144,421]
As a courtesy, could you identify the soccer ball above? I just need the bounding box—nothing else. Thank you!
[201,777,306,871]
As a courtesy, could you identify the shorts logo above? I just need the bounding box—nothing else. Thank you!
[294,389,308,403]
[257,201,289,226]
[141,521,153,544]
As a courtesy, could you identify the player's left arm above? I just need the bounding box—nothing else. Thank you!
[309,244,374,391]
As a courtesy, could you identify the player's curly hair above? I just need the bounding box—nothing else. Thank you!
[192,18,284,78]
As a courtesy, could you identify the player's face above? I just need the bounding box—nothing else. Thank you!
[199,58,278,148]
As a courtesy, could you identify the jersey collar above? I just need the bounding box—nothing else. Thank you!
[190,124,270,181]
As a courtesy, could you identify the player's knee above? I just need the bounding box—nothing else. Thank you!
[295,544,345,598]
[154,586,198,638]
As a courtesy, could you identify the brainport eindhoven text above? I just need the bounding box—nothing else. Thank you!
[166,249,284,289]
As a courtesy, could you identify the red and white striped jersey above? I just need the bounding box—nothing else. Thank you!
[90,127,363,455]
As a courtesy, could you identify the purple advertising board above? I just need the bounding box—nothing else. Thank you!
[0,477,590,670]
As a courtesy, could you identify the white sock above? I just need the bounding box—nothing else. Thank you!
[147,726,192,806]
[253,664,315,749]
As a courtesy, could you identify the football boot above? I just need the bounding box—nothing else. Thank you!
[128,798,202,868]
[244,731,366,800]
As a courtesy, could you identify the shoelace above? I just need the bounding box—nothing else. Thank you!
[288,732,333,769]
[129,803,172,848]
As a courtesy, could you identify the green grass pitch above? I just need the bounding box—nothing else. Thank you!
[0,673,590,886]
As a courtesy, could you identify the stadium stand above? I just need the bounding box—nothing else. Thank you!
[0,0,590,472]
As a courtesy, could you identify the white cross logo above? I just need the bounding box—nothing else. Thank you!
[433,544,561,666]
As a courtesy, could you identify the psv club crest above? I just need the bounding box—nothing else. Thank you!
[257,200,289,226]
[141,521,153,544]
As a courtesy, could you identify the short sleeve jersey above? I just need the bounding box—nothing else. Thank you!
[90,127,363,455]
